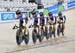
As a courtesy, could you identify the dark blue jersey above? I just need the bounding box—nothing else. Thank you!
[50,16,54,21]
[18,15,23,22]
[40,16,45,25]
[33,14,38,21]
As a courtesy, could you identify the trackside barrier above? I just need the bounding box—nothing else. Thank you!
[43,1,75,15]
[67,1,75,9]
[0,12,16,22]
[0,1,75,22]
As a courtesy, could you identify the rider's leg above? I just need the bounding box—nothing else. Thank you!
[49,25,52,39]
[53,24,56,38]
[45,25,48,31]
[53,24,56,31]
[62,23,65,35]
[62,23,65,30]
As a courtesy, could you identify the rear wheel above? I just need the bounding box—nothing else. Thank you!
[24,30,29,45]
[24,35,29,45]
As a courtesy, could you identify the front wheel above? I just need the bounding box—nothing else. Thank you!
[16,36,23,45]
[38,35,42,43]
[32,32,37,44]
[46,33,50,40]
[41,30,44,40]
[16,29,23,45]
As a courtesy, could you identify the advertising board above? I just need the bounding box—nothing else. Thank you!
[67,1,75,8]
[1,13,15,21]
[44,4,65,14]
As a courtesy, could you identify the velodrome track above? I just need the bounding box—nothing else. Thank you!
[0,8,75,53]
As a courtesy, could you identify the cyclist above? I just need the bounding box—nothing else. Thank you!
[39,12,45,27]
[57,12,66,35]
[13,11,24,29]
[48,12,56,31]
[48,12,56,38]
[58,12,66,23]
[18,14,23,27]
[32,12,38,28]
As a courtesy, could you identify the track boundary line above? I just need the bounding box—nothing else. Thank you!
[5,39,75,53]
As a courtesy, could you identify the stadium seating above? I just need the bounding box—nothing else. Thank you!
[0,0,73,12]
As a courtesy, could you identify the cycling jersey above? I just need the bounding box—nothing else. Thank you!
[58,15,66,23]
[40,16,45,26]
[48,15,56,25]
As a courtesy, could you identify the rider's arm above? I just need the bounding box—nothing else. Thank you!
[45,17,47,25]
[48,16,50,23]
[57,16,60,23]
[37,14,40,26]
[53,16,56,24]
[15,15,18,19]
